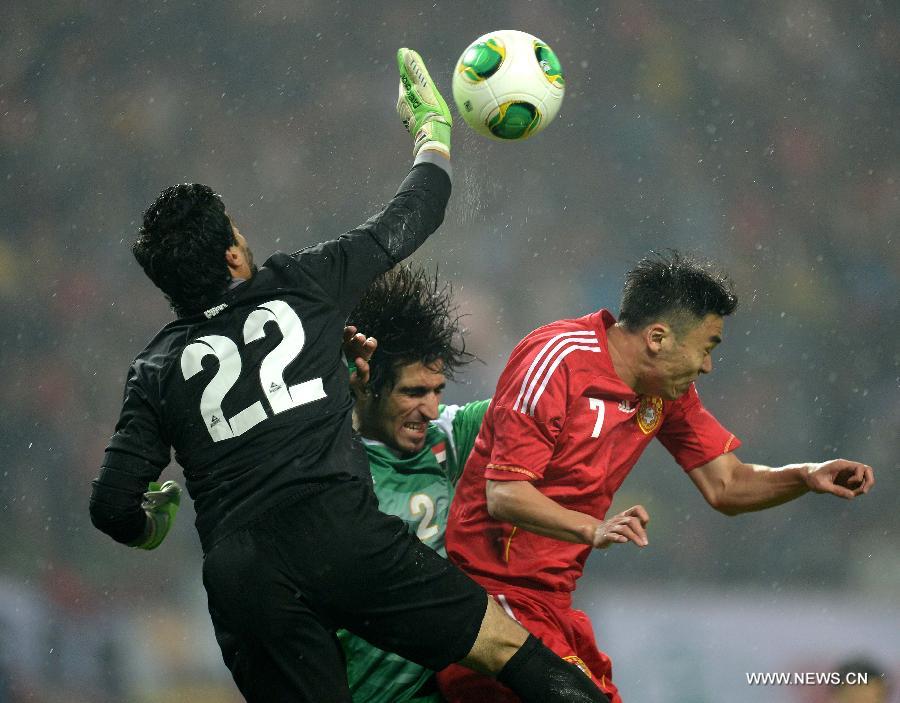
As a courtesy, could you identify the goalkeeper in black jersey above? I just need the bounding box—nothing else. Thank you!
[89,49,609,703]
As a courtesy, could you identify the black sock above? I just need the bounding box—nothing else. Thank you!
[496,634,611,702]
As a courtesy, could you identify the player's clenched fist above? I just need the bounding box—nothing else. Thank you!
[129,480,182,550]
[591,505,650,549]
[804,459,874,499]
[396,48,452,159]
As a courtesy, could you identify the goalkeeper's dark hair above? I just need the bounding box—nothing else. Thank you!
[133,183,235,317]
[347,264,475,397]
[619,250,738,336]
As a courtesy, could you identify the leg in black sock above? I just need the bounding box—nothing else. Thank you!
[497,634,610,703]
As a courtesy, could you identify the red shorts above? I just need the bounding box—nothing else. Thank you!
[436,588,622,703]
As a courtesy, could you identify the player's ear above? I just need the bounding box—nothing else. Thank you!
[645,323,670,354]
[224,241,244,272]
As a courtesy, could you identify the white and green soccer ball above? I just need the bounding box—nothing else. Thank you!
[452,29,565,141]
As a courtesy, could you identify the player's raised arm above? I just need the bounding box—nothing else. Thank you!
[291,48,453,314]
[357,47,453,264]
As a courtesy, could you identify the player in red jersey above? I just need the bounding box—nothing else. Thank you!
[438,251,875,702]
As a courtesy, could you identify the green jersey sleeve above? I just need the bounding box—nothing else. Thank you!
[433,399,490,485]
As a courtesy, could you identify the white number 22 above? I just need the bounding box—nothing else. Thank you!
[180,300,326,442]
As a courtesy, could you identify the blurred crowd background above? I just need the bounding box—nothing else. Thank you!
[1,1,897,701]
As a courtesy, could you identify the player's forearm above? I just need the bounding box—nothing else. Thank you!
[485,480,598,544]
[89,484,148,544]
[713,462,811,515]
[360,162,451,264]
[89,464,156,544]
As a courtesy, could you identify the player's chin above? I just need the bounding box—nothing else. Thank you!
[398,425,427,452]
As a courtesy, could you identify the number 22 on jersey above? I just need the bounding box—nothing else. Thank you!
[180,299,326,442]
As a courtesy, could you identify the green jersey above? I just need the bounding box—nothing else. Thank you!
[339,400,489,703]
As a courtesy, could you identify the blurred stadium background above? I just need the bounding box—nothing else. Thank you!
[1,1,897,701]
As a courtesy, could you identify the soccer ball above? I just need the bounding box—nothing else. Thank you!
[452,29,565,141]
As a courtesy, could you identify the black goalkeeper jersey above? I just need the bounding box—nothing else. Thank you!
[91,162,450,553]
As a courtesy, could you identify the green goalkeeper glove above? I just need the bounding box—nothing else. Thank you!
[396,48,451,159]
[129,480,182,550]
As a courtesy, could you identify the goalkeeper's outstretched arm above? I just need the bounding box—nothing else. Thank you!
[358,48,454,266]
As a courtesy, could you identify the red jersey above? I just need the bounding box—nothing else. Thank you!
[446,309,740,598]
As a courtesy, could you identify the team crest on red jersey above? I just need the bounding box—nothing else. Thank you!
[636,396,663,434]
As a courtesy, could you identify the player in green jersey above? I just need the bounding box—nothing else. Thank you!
[338,264,488,703]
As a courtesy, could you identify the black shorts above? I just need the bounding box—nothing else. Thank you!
[202,477,487,703]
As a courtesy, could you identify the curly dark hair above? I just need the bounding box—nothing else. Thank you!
[619,250,738,335]
[132,183,236,317]
[347,264,476,397]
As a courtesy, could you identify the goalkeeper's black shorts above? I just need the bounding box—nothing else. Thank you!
[201,476,487,703]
